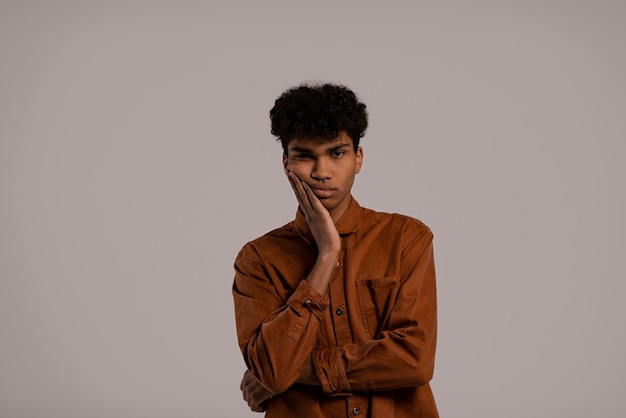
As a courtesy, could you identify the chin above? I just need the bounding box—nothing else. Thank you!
[320,200,337,211]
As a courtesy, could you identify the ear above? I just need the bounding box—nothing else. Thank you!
[282,153,288,174]
[355,146,363,174]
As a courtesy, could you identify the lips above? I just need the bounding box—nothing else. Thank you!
[310,186,335,198]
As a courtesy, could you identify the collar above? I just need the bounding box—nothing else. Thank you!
[294,196,362,244]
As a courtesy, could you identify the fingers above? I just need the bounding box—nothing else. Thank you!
[241,371,257,410]
[287,172,305,209]
[288,171,316,214]
[240,369,273,412]
[300,180,327,213]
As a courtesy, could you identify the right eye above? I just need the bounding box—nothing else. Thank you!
[293,154,312,160]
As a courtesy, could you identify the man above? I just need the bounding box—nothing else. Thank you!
[233,82,439,417]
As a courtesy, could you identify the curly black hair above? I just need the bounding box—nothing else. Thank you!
[270,82,368,154]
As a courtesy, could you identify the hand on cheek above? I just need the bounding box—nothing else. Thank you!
[287,171,340,255]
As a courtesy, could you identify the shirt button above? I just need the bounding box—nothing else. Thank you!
[336,307,345,316]
[352,407,360,415]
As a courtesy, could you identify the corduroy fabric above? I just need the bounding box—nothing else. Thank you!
[233,198,439,417]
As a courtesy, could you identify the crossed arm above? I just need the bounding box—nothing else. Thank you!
[238,171,340,410]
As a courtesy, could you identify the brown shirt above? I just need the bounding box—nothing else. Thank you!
[233,197,439,417]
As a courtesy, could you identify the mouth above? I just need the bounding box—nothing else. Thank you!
[310,186,335,198]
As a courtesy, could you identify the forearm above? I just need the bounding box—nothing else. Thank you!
[304,251,339,295]
[313,326,437,393]
[236,281,322,394]
[313,240,437,394]
[269,252,338,389]
[234,254,337,394]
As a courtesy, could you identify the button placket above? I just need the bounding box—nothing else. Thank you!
[328,247,351,345]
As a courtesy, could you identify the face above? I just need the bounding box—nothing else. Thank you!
[283,131,363,222]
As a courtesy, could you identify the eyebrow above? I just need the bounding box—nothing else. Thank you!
[290,143,351,154]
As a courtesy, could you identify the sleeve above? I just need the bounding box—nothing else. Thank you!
[312,223,437,394]
[232,244,330,394]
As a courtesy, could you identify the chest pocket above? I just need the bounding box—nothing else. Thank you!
[356,276,400,339]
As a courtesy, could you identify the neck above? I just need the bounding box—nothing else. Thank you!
[329,195,353,224]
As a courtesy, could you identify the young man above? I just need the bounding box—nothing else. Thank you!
[233,83,439,417]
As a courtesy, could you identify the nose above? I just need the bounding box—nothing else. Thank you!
[311,157,331,181]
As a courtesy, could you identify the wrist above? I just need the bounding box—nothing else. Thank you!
[305,251,339,294]
[317,250,339,263]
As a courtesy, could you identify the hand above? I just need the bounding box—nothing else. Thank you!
[240,369,275,412]
[287,172,341,256]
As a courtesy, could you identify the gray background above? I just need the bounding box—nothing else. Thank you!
[1,1,624,417]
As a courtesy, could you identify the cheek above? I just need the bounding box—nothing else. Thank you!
[286,161,307,175]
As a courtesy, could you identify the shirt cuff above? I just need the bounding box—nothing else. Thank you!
[312,347,352,395]
[287,280,329,320]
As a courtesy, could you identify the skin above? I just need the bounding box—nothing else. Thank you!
[284,132,363,225]
[240,131,364,411]
[240,369,274,412]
